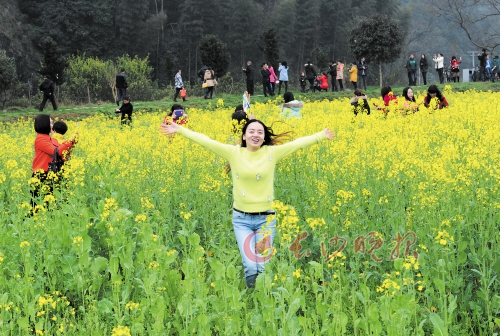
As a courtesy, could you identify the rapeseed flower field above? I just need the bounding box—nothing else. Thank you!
[0,87,499,335]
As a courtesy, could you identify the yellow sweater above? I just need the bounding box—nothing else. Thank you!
[177,127,327,212]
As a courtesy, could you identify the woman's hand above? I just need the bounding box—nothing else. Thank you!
[160,121,180,135]
[324,128,335,140]
[70,132,79,144]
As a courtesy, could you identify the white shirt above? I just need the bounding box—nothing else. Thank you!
[433,56,444,69]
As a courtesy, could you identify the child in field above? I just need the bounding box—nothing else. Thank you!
[299,72,307,92]
[160,118,335,288]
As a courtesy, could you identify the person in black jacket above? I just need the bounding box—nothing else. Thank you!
[477,49,487,81]
[115,96,133,125]
[242,61,254,95]
[115,68,128,106]
[328,61,338,92]
[357,57,368,90]
[260,63,273,97]
[304,61,316,92]
[39,76,57,112]
[419,54,428,85]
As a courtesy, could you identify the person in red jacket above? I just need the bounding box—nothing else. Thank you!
[317,72,329,92]
[423,85,449,109]
[31,114,77,210]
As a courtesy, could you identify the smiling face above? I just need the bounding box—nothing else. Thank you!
[242,122,265,151]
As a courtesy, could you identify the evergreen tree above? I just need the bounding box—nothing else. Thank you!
[348,14,406,87]
[40,37,67,86]
[0,50,18,109]
[260,28,280,70]
[198,35,231,78]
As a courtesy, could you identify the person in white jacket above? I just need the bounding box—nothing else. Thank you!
[433,53,444,84]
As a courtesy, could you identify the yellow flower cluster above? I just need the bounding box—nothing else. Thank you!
[125,301,140,310]
[111,325,131,336]
[435,229,454,246]
[272,200,301,245]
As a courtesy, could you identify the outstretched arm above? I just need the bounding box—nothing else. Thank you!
[273,128,334,161]
[160,122,234,160]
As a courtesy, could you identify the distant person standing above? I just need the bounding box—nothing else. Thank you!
[328,61,338,92]
[433,53,444,84]
[485,54,494,82]
[277,61,289,95]
[116,68,128,106]
[477,49,487,82]
[39,75,57,111]
[357,57,368,90]
[242,61,254,95]
[420,54,429,85]
[336,60,345,91]
[203,67,216,99]
[450,56,462,83]
[260,63,273,97]
[173,69,187,102]
[304,61,316,92]
[349,63,358,89]
[406,54,418,86]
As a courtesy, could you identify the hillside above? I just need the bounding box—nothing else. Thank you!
[0,0,39,80]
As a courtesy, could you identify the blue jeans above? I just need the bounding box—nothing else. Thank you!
[232,210,276,285]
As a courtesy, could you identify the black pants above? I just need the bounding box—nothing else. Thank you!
[337,79,344,90]
[360,75,367,90]
[307,78,314,92]
[246,79,254,95]
[262,81,273,96]
[437,68,444,84]
[278,81,288,94]
[421,71,427,85]
[40,94,57,111]
[479,66,487,81]
[117,87,127,103]
[173,87,186,101]
[351,81,357,90]
[300,85,306,92]
[331,76,338,91]
[204,86,214,98]
[121,111,132,124]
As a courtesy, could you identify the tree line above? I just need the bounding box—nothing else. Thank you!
[1,0,413,108]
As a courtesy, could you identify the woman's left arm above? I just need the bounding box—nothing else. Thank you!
[273,129,334,160]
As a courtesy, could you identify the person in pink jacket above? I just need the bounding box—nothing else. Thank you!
[268,65,278,93]
[336,61,345,91]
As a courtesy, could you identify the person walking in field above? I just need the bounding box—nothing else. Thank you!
[160,118,335,288]
[115,68,128,106]
[39,75,57,111]
[173,69,187,102]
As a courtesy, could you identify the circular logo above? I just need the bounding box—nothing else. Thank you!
[243,232,275,263]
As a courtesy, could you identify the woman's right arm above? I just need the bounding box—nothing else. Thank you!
[160,123,234,159]
[37,136,73,156]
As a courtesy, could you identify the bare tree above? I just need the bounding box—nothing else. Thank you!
[424,0,500,54]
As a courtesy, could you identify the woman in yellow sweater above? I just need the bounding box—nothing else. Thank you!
[160,119,335,287]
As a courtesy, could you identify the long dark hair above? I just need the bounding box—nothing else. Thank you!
[381,86,392,98]
[425,85,445,102]
[34,114,51,135]
[402,87,416,102]
[240,119,291,148]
